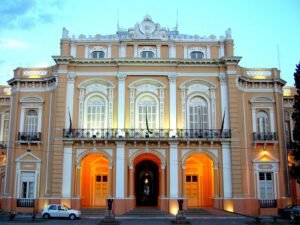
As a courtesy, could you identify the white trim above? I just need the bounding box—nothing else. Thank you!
[115,142,125,198]
[117,73,127,130]
[65,73,75,129]
[222,142,232,198]
[71,42,76,57]
[169,142,179,198]
[169,74,177,135]
[0,112,4,141]
[45,91,52,195]
[62,147,72,198]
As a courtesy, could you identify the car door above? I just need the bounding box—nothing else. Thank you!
[57,205,68,218]
[48,205,58,217]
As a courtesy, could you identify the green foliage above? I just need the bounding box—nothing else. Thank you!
[291,62,300,183]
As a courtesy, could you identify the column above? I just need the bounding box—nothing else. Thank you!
[70,42,76,57]
[107,44,112,58]
[182,166,186,197]
[169,43,176,58]
[160,164,165,197]
[65,73,76,129]
[37,107,42,132]
[117,73,127,135]
[168,73,177,137]
[219,73,229,130]
[252,108,257,132]
[115,142,125,198]
[169,142,179,198]
[119,43,126,57]
[222,142,232,198]
[62,146,73,198]
[75,165,81,197]
[269,108,275,132]
[157,44,161,58]
[108,165,112,197]
[84,44,89,58]
[129,163,134,197]
[0,112,4,141]
[206,45,211,59]
[219,43,225,57]
[134,44,138,57]
[183,45,188,59]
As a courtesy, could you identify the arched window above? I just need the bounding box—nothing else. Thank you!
[141,51,154,58]
[190,51,204,59]
[24,110,38,133]
[92,51,105,59]
[86,96,106,129]
[188,96,208,129]
[257,111,269,133]
[137,96,157,129]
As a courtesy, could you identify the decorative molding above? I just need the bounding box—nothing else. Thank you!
[187,84,209,95]
[23,70,47,76]
[117,73,127,81]
[136,84,158,95]
[86,83,107,95]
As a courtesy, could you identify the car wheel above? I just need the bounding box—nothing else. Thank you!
[43,213,50,219]
[69,214,76,220]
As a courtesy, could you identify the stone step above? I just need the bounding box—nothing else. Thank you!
[124,207,169,217]
[185,208,210,216]
[81,207,106,215]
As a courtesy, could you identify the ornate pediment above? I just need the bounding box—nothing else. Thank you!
[128,15,169,40]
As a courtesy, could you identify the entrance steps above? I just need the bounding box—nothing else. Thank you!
[185,208,211,216]
[81,207,106,216]
[123,207,170,217]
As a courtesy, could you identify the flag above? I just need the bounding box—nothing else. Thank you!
[145,107,153,134]
[68,108,72,135]
[220,109,225,134]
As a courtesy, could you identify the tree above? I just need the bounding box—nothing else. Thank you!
[290,62,300,183]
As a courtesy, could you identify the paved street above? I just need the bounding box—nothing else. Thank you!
[0,217,293,225]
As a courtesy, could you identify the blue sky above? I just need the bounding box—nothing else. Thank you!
[0,0,299,85]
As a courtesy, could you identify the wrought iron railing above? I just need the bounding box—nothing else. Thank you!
[16,198,35,208]
[63,128,231,140]
[253,132,277,141]
[259,199,277,208]
[18,132,42,142]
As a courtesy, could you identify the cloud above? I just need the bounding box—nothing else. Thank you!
[0,60,5,65]
[0,39,30,48]
[0,0,63,30]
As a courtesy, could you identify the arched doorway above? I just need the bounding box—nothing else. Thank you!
[80,153,109,207]
[185,153,214,207]
[135,160,159,206]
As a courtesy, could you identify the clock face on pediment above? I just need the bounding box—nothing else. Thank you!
[139,20,156,35]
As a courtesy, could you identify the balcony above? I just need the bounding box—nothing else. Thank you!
[259,199,277,208]
[16,198,35,208]
[63,128,231,141]
[17,132,42,143]
[0,142,7,149]
[253,132,277,147]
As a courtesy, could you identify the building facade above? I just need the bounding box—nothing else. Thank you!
[0,16,296,216]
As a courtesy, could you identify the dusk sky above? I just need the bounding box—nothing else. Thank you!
[0,0,299,86]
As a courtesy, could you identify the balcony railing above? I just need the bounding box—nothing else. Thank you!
[259,199,277,208]
[16,198,35,208]
[63,128,231,140]
[253,132,277,141]
[18,132,42,142]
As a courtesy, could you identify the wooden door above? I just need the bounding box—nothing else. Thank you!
[94,174,108,206]
[186,175,199,207]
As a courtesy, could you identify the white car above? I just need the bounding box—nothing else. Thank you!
[41,204,81,220]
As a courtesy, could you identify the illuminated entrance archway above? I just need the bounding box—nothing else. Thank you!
[133,153,160,207]
[80,153,109,207]
[184,153,214,207]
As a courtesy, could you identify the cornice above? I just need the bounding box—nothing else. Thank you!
[52,56,230,67]
[238,76,286,87]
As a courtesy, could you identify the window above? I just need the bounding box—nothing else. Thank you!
[20,172,35,198]
[137,96,157,129]
[92,51,105,59]
[24,110,38,133]
[141,51,154,58]
[190,51,204,59]
[257,111,269,133]
[86,96,106,129]
[189,96,208,130]
[259,172,274,199]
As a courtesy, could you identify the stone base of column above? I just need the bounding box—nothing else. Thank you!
[175,210,188,224]
[99,210,120,225]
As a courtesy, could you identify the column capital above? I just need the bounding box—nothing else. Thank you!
[168,72,177,82]
[117,72,127,81]
[218,73,227,84]
[67,72,76,81]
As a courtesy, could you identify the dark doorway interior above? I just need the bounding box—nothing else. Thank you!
[135,160,159,206]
